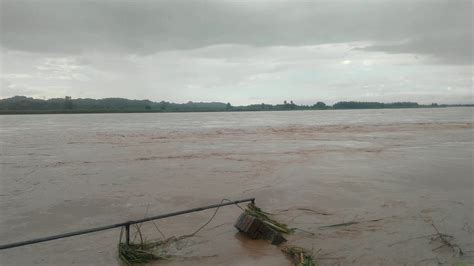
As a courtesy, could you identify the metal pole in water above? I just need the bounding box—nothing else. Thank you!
[0,198,255,250]
[125,224,130,245]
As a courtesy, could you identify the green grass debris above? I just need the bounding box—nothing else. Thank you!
[245,203,294,234]
[118,242,168,265]
[281,246,317,266]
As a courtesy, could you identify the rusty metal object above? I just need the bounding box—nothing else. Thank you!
[234,213,287,245]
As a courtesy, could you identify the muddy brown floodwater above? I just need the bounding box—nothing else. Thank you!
[0,108,473,265]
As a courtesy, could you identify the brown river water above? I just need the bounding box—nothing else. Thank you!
[0,108,473,265]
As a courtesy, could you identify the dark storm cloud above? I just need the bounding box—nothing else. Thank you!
[1,0,472,64]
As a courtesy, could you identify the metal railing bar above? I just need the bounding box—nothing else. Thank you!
[0,198,254,250]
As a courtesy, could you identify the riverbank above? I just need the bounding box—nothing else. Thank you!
[2,95,472,115]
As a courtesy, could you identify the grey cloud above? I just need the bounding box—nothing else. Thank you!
[358,32,472,65]
[1,0,472,64]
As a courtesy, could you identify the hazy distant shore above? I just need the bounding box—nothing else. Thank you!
[1,106,473,115]
[1,95,472,115]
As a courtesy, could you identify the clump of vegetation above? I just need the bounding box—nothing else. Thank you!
[118,242,168,265]
[117,199,230,265]
[281,246,317,266]
[245,203,294,234]
[117,225,171,266]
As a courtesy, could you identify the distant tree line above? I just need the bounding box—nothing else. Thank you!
[0,96,230,113]
[332,101,420,109]
[0,96,468,114]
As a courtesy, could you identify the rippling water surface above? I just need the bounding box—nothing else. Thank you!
[1,108,473,265]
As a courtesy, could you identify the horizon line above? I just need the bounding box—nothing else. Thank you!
[2,95,474,106]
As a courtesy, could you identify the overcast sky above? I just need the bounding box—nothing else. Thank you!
[1,0,472,105]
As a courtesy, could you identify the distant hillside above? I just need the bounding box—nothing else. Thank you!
[0,96,470,114]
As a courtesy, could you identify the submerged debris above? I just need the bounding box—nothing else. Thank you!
[117,201,319,265]
[118,242,168,265]
[430,223,464,256]
[281,246,317,266]
[238,203,323,265]
[235,203,321,265]
[117,224,173,266]
[235,212,287,245]
[319,218,384,229]
[245,203,294,234]
[234,203,294,245]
